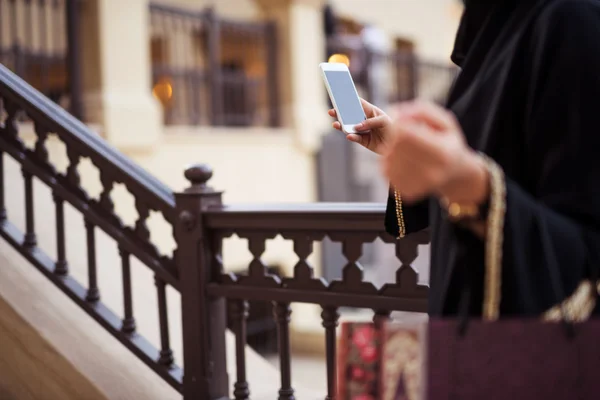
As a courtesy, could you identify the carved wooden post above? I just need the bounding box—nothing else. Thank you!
[175,164,229,400]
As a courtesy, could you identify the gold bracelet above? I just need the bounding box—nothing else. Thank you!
[393,189,406,239]
[440,197,480,222]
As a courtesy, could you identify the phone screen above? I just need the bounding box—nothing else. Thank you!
[325,70,365,126]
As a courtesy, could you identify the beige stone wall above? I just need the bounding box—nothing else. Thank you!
[78,0,163,149]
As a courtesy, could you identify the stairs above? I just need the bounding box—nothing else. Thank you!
[0,65,322,399]
[0,289,105,400]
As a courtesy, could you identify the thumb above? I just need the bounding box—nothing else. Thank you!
[346,133,362,144]
[346,133,372,149]
[354,115,389,132]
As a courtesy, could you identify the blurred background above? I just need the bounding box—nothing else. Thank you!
[0,0,462,394]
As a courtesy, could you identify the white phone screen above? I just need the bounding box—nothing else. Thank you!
[325,70,365,125]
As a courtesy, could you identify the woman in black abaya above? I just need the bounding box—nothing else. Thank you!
[328,0,600,318]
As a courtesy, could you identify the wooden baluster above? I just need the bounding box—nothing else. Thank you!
[334,236,377,295]
[85,219,100,302]
[322,307,340,400]
[341,238,362,277]
[395,234,421,289]
[22,168,37,247]
[247,237,269,279]
[0,151,6,222]
[155,276,174,366]
[66,148,81,188]
[99,173,114,213]
[135,200,151,241]
[284,234,326,291]
[120,247,136,334]
[53,193,68,275]
[230,299,250,400]
[34,123,49,163]
[3,99,23,147]
[273,302,294,400]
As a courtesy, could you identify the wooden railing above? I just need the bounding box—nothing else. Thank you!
[194,195,430,400]
[327,36,459,105]
[0,64,430,399]
[0,0,83,119]
[149,4,280,128]
[0,63,181,389]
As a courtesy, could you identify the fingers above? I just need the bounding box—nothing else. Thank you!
[346,134,359,143]
[389,121,443,164]
[385,121,447,177]
[388,102,414,121]
[397,100,458,131]
[346,133,363,144]
[360,98,376,114]
[354,114,389,132]
[329,109,342,131]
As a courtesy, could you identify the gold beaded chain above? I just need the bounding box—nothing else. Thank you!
[480,154,506,321]
[393,189,406,239]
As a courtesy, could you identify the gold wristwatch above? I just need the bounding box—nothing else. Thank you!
[440,197,482,222]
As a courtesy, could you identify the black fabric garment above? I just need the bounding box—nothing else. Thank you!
[450,0,501,67]
[384,0,600,317]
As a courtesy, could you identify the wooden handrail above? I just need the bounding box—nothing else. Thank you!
[0,64,175,217]
[206,203,390,232]
[0,63,183,391]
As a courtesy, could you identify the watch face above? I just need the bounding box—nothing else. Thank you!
[440,198,481,223]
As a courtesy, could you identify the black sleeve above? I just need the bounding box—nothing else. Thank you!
[384,189,429,238]
[499,1,600,314]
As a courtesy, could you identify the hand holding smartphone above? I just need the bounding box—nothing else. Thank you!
[320,62,370,135]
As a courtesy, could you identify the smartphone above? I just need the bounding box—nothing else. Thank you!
[320,62,369,134]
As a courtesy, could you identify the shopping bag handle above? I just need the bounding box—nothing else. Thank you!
[455,155,578,338]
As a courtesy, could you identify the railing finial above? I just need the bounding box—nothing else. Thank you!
[184,164,213,193]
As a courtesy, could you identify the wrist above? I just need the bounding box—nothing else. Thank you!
[439,150,490,206]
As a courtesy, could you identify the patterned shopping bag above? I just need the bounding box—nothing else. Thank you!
[337,322,381,400]
[380,321,426,400]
